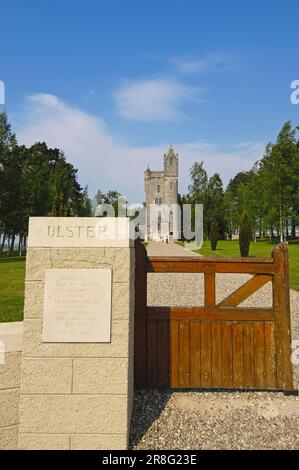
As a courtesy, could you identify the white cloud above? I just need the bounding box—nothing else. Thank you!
[113,79,201,121]
[169,52,238,74]
[16,93,264,202]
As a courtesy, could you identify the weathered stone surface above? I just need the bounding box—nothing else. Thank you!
[19,395,128,434]
[0,326,23,450]
[0,322,23,352]
[0,425,19,450]
[144,147,179,241]
[23,282,44,319]
[19,433,70,450]
[25,249,52,281]
[0,389,20,427]
[50,247,106,264]
[0,352,21,389]
[23,319,130,358]
[25,247,132,281]
[73,358,128,394]
[113,248,132,283]
[21,358,72,394]
[112,283,130,320]
[71,434,127,450]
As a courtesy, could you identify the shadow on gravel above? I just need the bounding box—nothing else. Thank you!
[129,389,171,449]
[129,387,299,448]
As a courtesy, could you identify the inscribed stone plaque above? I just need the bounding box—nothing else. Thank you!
[42,269,111,343]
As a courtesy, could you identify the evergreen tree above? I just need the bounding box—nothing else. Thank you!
[209,221,219,250]
[206,173,226,238]
[0,113,94,252]
[239,214,252,256]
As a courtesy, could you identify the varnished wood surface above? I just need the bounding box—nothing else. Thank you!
[134,241,293,391]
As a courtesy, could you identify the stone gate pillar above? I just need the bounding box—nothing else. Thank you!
[19,217,134,450]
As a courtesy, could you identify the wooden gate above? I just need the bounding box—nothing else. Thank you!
[134,241,293,391]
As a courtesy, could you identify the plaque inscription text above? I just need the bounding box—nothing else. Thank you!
[42,269,112,343]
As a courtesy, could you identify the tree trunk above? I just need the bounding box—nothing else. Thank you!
[0,234,6,253]
[278,172,283,243]
[291,222,296,239]
[10,234,16,254]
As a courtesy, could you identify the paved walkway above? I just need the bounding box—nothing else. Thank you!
[146,241,201,257]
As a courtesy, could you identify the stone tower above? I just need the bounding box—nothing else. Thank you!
[144,145,179,241]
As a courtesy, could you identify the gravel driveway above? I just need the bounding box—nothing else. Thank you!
[130,242,299,450]
[130,389,298,450]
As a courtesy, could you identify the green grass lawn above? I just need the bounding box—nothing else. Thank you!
[0,255,26,322]
[178,239,299,291]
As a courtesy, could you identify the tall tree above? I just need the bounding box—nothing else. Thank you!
[259,122,298,241]
[205,173,226,238]
[0,113,93,252]
[188,161,208,202]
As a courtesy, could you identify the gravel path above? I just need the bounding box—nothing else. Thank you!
[146,241,202,257]
[130,242,299,450]
[130,390,299,450]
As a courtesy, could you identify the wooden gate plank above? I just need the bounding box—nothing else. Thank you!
[179,320,190,387]
[190,320,201,387]
[232,322,243,388]
[211,321,222,387]
[272,243,293,390]
[147,321,158,387]
[134,240,148,387]
[218,275,272,307]
[201,320,211,387]
[205,272,215,307]
[148,306,274,321]
[148,258,275,274]
[222,321,233,388]
[157,320,169,387]
[253,322,265,389]
[243,322,254,389]
[169,320,179,387]
[136,243,293,391]
[264,322,277,389]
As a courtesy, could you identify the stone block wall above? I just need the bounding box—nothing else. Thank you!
[19,246,135,450]
[0,322,23,450]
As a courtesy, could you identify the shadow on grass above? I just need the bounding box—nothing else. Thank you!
[0,257,26,264]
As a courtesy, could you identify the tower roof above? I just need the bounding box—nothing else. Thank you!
[164,144,179,159]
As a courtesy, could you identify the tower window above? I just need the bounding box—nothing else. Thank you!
[155,197,158,205]
[170,182,173,190]
[157,184,160,193]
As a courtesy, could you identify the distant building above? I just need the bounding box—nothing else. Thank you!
[144,145,179,241]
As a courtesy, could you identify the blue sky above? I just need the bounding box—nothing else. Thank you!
[1,0,299,202]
